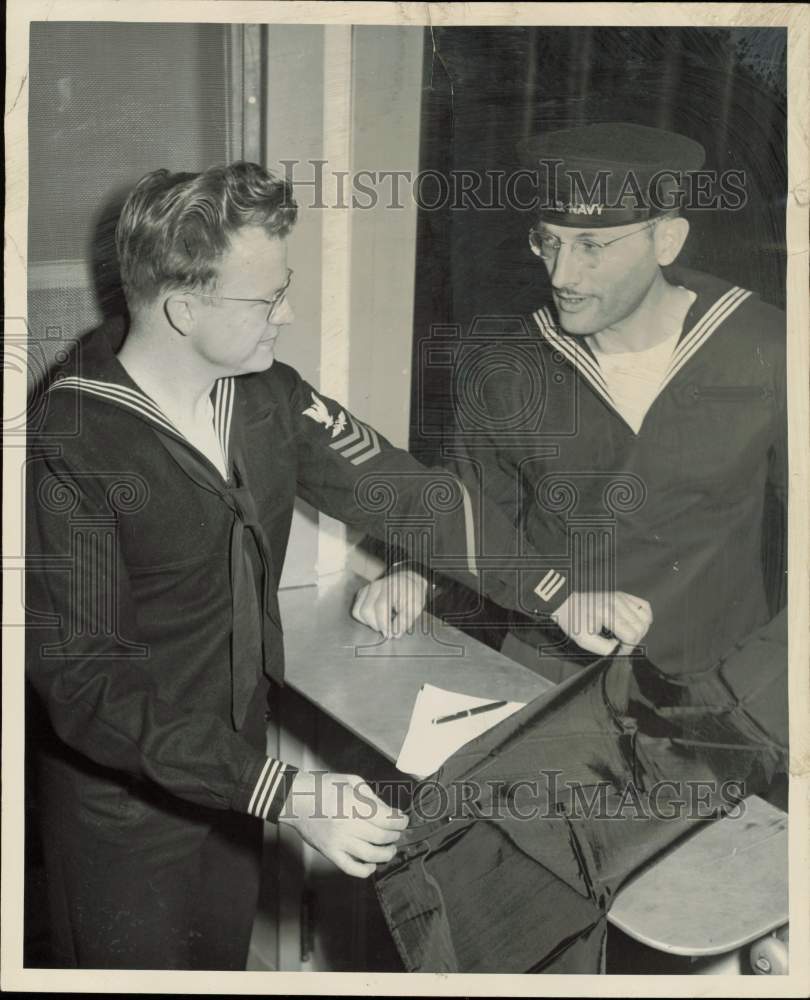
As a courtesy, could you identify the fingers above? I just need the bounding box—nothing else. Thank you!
[389,576,416,638]
[557,591,653,655]
[350,582,381,632]
[573,630,620,656]
[615,593,653,630]
[351,581,393,637]
[611,609,644,647]
[351,572,429,640]
[611,593,653,647]
[358,807,408,830]
[350,584,369,624]
[581,592,651,644]
[630,595,653,620]
[366,811,408,833]
[350,579,398,639]
[361,825,405,846]
[332,852,378,879]
[345,837,398,865]
[388,572,428,639]
[348,778,409,829]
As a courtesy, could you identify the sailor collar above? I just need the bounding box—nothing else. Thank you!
[532,268,752,421]
[49,353,237,482]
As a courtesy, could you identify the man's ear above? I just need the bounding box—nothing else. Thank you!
[653,216,690,267]
[164,292,197,336]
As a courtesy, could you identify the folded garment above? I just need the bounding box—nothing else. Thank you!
[375,611,787,973]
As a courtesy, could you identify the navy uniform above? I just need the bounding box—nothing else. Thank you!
[25,331,571,969]
[373,127,789,972]
[444,265,786,678]
[438,124,786,680]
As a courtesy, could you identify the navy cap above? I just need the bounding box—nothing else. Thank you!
[519,122,706,227]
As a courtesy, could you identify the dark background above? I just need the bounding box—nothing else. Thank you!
[410,26,788,464]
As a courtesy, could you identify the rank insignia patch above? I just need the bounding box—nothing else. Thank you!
[303,391,381,465]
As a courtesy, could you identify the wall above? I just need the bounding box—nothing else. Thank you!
[258,25,424,972]
[266,25,424,587]
[26,22,232,379]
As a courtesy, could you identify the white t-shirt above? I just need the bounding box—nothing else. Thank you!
[162,396,229,480]
[121,365,229,479]
[587,328,681,434]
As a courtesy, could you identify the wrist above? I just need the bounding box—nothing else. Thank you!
[277,768,316,826]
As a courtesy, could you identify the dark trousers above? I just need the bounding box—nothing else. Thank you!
[34,746,264,970]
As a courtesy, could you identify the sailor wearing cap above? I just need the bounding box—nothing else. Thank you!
[361,122,786,684]
[511,122,785,677]
[523,123,707,433]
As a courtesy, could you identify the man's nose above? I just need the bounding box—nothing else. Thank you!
[270,296,295,326]
[548,243,582,289]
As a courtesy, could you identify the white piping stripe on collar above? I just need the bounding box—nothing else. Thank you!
[667,287,751,374]
[533,308,615,410]
[534,307,610,392]
[674,285,749,361]
[50,374,237,471]
[534,285,752,416]
[659,286,751,395]
[537,307,609,390]
[49,376,181,438]
[213,377,235,469]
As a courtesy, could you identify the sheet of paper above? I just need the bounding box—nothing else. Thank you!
[396,683,526,779]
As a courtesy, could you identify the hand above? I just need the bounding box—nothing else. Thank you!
[551,591,653,656]
[278,771,408,878]
[351,569,429,639]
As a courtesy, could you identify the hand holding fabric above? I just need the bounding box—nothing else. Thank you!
[551,591,653,655]
[278,771,408,878]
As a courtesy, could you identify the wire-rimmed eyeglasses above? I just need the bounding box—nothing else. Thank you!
[529,222,659,268]
[197,268,294,322]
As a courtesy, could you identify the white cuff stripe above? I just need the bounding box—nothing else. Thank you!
[535,569,566,602]
[253,759,282,818]
[247,758,274,815]
[260,767,288,820]
[248,759,284,818]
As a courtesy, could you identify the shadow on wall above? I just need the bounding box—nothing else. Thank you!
[27,189,131,399]
[89,185,132,335]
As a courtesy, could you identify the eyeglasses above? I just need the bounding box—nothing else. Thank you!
[528,222,658,269]
[197,268,294,322]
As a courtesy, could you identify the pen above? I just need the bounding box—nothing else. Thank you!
[432,700,508,725]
